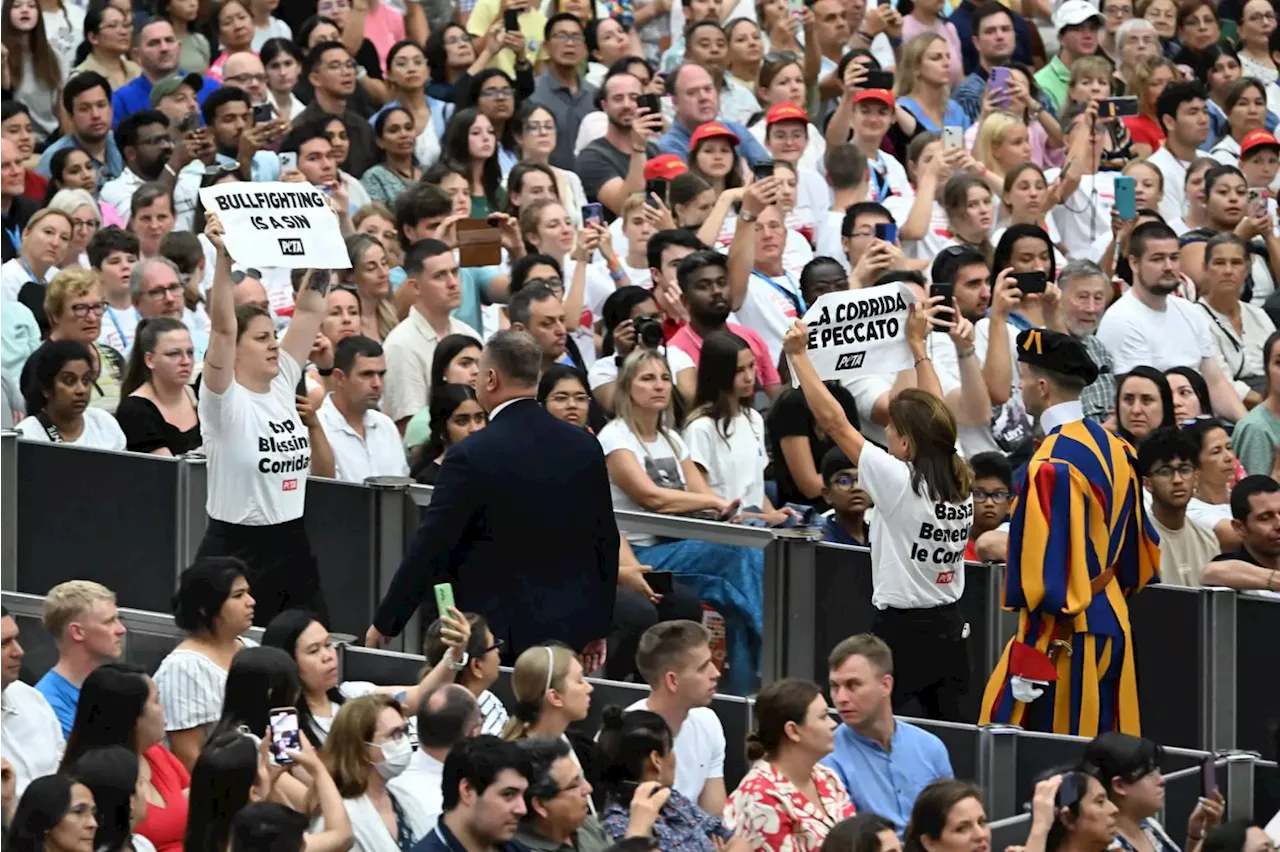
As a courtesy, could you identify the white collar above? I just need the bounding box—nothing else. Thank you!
[487,397,534,421]
[1040,400,1084,435]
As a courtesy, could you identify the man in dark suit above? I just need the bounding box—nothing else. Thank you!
[364,315,620,667]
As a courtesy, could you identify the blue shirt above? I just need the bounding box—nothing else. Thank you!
[111,75,220,127]
[412,818,527,852]
[897,97,972,133]
[821,515,869,546]
[36,135,125,186]
[949,0,1035,76]
[34,669,80,737]
[655,119,770,167]
[821,719,954,833]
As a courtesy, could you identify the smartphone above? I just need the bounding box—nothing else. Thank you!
[637,93,660,115]
[988,66,1012,109]
[1012,270,1047,294]
[1246,187,1267,219]
[1097,96,1139,118]
[753,159,775,180]
[582,202,604,225]
[1114,175,1137,221]
[864,69,894,91]
[943,126,964,149]
[1201,756,1217,798]
[647,572,674,595]
[929,281,955,308]
[874,221,897,244]
[504,7,520,30]
[278,151,297,171]
[253,103,275,124]
[433,582,456,618]
[1056,773,1082,809]
[179,111,201,133]
[645,177,668,208]
[268,707,300,765]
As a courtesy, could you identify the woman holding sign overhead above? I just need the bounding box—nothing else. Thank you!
[195,211,335,627]
[781,301,976,722]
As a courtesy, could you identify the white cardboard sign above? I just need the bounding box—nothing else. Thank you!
[791,282,917,383]
[198,182,351,270]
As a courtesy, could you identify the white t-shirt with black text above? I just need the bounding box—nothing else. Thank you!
[199,351,311,525]
[858,442,971,609]
[598,419,689,547]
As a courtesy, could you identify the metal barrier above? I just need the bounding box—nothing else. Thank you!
[2,438,1278,760]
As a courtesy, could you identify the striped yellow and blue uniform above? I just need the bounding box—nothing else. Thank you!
[979,417,1161,736]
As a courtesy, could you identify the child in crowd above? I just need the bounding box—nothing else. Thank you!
[965,451,1013,561]
[819,447,871,546]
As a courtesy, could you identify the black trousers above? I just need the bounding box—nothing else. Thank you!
[871,601,970,722]
[607,581,705,681]
[196,518,327,627]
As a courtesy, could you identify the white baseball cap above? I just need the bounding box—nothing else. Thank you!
[1054,0,1104,31]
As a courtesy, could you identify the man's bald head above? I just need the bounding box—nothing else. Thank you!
[222,52,267,105]
[417,684,482,750]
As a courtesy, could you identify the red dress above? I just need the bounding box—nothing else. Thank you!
[725,761,856,852]
[135,745,190,852]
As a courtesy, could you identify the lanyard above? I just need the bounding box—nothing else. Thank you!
[869,156,891,204]
[19,258,39,284]
[3,225,20,253]
[752,269,806,314]
[105,306,134,350]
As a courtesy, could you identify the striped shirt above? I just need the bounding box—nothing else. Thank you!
[476,689,509,736]
[153,638,258,732]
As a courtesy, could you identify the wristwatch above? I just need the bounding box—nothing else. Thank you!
[740,210,759,223]
[444,651,470,671]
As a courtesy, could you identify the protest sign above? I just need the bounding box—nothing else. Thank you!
[791,282,917,383]
[198,182,351,270]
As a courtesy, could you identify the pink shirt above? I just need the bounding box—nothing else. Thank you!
[669,321,782,390]
[900,15,964,88]
[364,0,406,69]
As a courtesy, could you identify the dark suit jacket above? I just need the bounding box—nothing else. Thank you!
[373,397,620,656]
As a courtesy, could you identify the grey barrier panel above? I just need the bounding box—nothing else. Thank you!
[2,432,17,591]
[764,533,818,686]
[1224,752,1256,822]
[176,456,208,566]
[1234,593,1278,756]
[1203,588,1237,753]
[1130,585,1204,749]
[15,442,181,612]
[303,477,383,637]
[1254,761,1280,822]
[979,725,1020,820]
[988,814,1032,851]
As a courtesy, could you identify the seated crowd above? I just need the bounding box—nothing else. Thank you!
[2,582,1270,852]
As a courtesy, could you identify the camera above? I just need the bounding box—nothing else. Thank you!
[634,316,665,349]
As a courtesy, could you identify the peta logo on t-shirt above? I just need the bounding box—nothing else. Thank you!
[258,419,310,475]
[282,479,298,491]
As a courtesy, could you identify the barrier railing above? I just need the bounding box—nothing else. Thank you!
[2,436,1277,758]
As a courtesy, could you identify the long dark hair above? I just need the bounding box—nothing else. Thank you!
[888,389,972,504]
[691,330,750,440]
[425,22,470,84]
[820,814,899,852]
[184,732,260,852]
[441,107,502,213]
[121,316,190,396]
[505,160,559,216]
[373,105,416,165]
[419,382,480,464]
[904,780,986,852]
[71,746,139,852]
[20,340,94,417]
[595,707,672,807]
[42,147,90,205]
[6,775,80,852]
[1114,366,1175,446]
[1164,366,1211,422]
[261,609,344,748]
[463,68,520,153]
[429,333,483,388]
[2,0,61,90]
[209,646,300,740]
[62,663,152,769]
[992,223,1057,284]
[745,677,822,761]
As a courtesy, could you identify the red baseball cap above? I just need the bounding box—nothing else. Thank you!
[1240,129,1280,158]
[644,154,689,181]
[853,88,895,108]
[765,102,809,126]
[688,121,740,151]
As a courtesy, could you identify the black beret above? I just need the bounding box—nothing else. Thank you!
[1016,327,1099,385]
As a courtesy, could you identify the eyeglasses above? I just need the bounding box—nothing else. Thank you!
[1245,10,1276,21]
[830,473,859,489]
[203,163,242,179]
[548,391,590,404]
[482,637,505,655]
[70,301,106,318]
[143,282,184,299]
[225,72,266,84]
[231,268,263,283]
[525,276,563,289]
[480,86,515,98]
[71,218,99,231]
[138,133,173,146]
[323,59,359,72]
[972,489,1012,502]
[1149,463,1195,478]
[549,31,585,42]
[524,121,555,133]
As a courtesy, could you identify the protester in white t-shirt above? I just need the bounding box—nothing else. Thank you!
[783,306,975,722]
[194,213,335,628]
[625,620,728,814]
[591,287,697,413]
[1096,220,1248,422]
[15,340,127,450]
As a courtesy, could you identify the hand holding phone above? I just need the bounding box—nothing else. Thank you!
[582,202,604,225]
[434,583,456,618]
[504,8,520,30]
[269,708,301,765]
[1201,756,1217,798]
[1011,271,1047,294]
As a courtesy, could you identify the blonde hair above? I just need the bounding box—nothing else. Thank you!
[972,110,1026,174]
[22,208,73,250]
[322,694,403,798]
[501,644,577,740]
[895,33,950,98]
[1068,55,1114,89]
[612,349,681,457]
[44,267,103,321]
[42,581,116,643]
[620,193,648,221]
[1129,56,1178,114]
[1122,157,1165,192]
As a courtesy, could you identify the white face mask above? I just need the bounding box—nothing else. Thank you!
[371,736,414,780]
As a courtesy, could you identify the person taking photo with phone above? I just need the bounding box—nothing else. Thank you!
[782,302,976,722]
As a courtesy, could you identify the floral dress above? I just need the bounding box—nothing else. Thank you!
[724,760,856,852]
[600,787,732,852]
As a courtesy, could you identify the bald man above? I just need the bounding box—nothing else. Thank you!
[221,52,268,107]
[390,683,481,825]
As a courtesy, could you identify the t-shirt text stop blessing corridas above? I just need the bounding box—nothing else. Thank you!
[198,351,312,526]
[857,442,973,610]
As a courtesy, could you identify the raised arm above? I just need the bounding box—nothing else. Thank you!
[202,213,236,395]
[727,179,780,312]
[983,268,1019,405]
[281,268,333,369]
[781,321,866,463]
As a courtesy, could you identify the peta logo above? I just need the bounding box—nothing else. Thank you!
[282,479,298,491]
[835,351,866,370]
[278,238,304,256]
